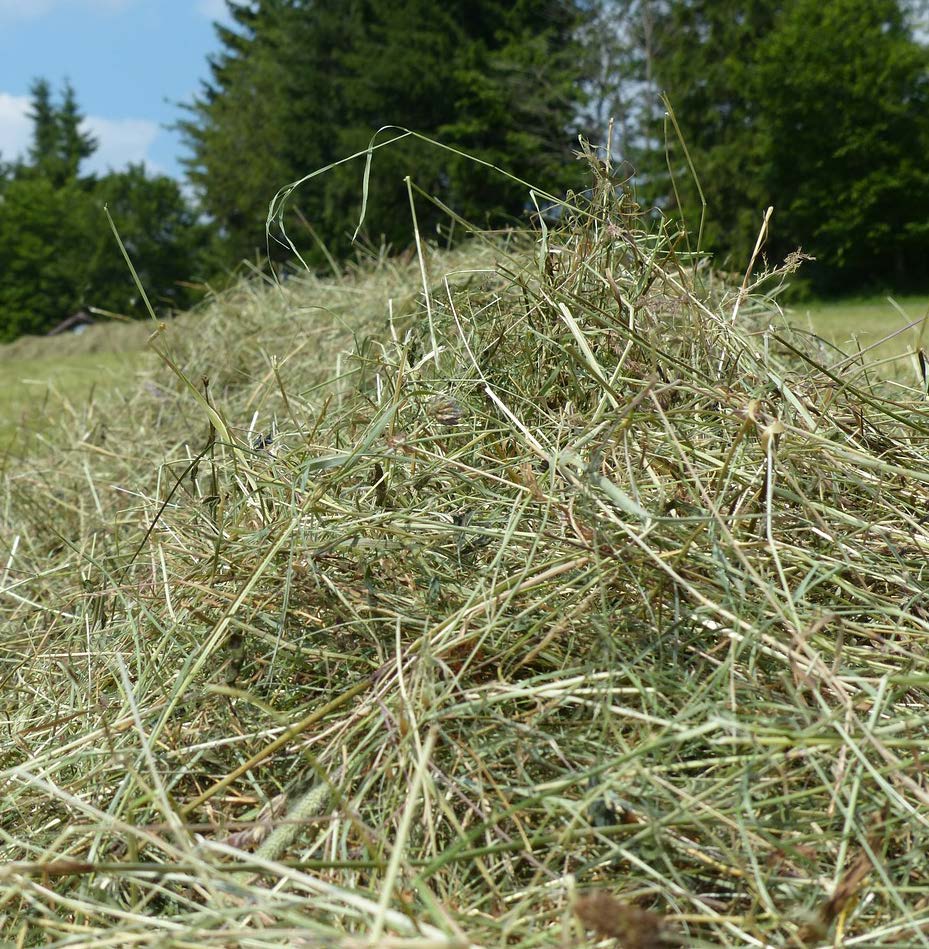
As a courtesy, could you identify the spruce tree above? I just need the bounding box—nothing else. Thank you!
[26,79,97,186]
[26,80,60,173]
[58,82,99,183]
[178,0,314,263]
[180,0,592,266]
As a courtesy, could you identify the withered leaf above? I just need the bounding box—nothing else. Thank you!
[574,890,665,948]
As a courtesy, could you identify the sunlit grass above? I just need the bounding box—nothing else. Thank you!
[0,349,151,452]
[791,293,929,377]
[3,169,929,945]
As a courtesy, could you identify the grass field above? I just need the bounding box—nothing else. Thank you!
[790,293,929,379]
[0,350,151,451]
[4,214,929,945]
[3,294,926,454]
[0,320,158,451]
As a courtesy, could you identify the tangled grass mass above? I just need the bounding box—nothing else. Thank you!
[3,162,929,946]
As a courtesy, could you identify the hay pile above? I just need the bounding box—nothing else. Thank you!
[3,171,929,947]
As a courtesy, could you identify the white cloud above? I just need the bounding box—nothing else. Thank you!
[196,0,229,22]
[0,0,133,21]
[0,93,31,163]
[0,91,161,175]
[83,114,160,174]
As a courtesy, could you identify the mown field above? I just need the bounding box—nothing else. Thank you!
[3,202,929,947]
[0,320,154,452]
[792,294,929,378]
[3,293,926,455]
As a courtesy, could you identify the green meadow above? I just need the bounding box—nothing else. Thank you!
[791,294,929,378]
[0,322,154,451]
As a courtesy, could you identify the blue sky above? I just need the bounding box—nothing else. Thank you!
[0,0,229,179]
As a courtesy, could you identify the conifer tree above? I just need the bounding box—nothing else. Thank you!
[26,79,98,186]
[178,0,295,256]
[57,82,99,183]
[180,0,592,265]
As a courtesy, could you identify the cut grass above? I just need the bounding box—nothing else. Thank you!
[0,320,155,452]
[3,171,929,946]
[0,317,153,362]
[0,350,151,452]
[3,293,921,455]
[792,294,929,378]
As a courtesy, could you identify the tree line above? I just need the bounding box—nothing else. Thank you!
[2,0,927,340]
[0,81,207,340]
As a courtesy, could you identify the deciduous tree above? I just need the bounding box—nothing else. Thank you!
[641,0,929,290]
[754,0,929,290]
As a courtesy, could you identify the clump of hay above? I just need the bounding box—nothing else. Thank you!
[2,154,929,947]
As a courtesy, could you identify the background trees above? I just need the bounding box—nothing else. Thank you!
[181,0,929,293]
[88,166,208,315]
[179,0,591,265]
[176,0,301,265]
[0,177,92,340]
[25,79,98,187]
[753,0,929,291]
[0,82,205,340]
[634,0,929,291]
[635,0,784,265]
[3,0,929,342]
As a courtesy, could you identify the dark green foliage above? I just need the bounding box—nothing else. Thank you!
[88,166,209,313]
[0,82,205,341]
[754,0,929,291]
[643,0,929,291]
[178,0,299,262]
[25,79,98,187]
[645,1,783,264]
[180,0,591,265]
[437,1,589,222]
[0,178,93,339]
